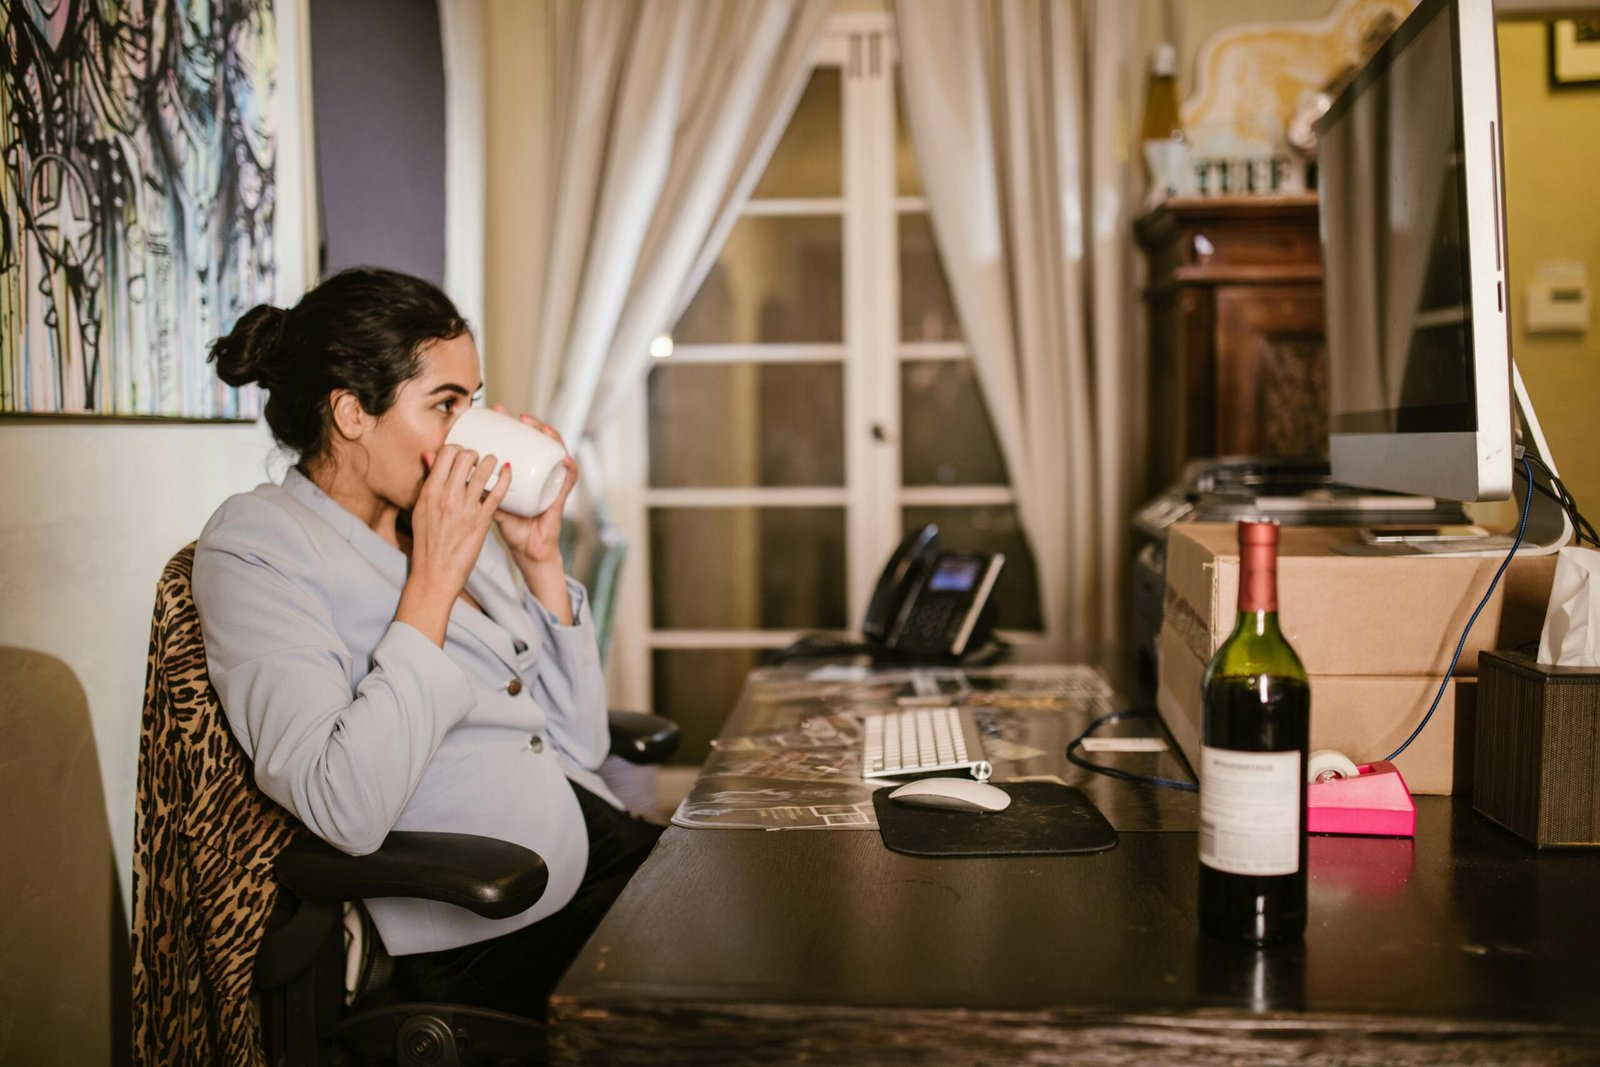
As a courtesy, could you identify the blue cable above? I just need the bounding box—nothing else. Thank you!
[1382,454,1534,763]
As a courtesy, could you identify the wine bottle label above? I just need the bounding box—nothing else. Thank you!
[1199,746,1302,876]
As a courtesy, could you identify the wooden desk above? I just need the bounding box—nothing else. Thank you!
[551,650,1600,1065]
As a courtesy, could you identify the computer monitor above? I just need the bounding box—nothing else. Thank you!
[1315,0,1570,553]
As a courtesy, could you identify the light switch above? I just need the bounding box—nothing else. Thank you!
[1525,260,1590,335]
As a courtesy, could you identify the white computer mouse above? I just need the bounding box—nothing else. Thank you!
[888,778,1012,813]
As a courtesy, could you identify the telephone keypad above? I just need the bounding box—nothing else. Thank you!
[900,595,966,649]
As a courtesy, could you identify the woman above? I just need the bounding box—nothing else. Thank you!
[193,267,661,1015]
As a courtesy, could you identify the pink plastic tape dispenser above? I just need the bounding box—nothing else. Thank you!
[1306,750,1416,837]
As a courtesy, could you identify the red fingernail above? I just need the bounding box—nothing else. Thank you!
[503,462,511,471]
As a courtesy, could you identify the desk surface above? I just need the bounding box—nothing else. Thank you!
[667,652,1197,833]
[552,647,1600,1066]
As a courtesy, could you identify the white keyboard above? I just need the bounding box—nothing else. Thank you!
[862,706,992,782]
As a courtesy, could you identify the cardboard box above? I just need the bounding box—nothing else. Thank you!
[1163,523,1557,677]
[1157,624,1476,796]
[1158,523,1551,795]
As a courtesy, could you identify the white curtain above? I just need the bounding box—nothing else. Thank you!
[439,0,488,352]
[896,0,1156,642]
[521,0,834,443]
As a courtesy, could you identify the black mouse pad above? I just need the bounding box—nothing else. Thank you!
[872,782,1118,857]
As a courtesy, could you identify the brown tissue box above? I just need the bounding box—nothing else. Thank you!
[1474,650,1600,848]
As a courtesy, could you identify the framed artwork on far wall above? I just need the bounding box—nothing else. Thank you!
[1550,17,1600,89]
[1,2,275,420]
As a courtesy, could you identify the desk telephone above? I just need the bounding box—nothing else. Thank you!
[860,525,1005,659]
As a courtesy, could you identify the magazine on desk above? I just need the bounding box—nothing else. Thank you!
[671,665,1119,831]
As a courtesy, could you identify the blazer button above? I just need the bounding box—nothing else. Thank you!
[506,677,524,696]
[528,736,544,753]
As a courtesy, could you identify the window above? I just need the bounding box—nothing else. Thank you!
[607,14,1041,761]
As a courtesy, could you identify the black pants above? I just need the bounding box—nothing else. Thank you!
[393,782,664,1018]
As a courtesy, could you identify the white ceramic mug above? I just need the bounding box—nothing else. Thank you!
[443,407,568,517]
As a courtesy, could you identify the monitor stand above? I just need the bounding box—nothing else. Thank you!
[1335,364,1573,558]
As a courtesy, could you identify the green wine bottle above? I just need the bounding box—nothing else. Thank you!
[1198,520,1310,945]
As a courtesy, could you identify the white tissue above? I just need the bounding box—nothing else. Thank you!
[1537,547,1600,667]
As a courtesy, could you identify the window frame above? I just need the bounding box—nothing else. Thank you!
[600,12,1028,715]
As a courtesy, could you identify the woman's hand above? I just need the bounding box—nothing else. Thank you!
[491,406,579,624]
[396,443,511,645]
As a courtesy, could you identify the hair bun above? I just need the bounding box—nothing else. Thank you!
[209,304,288,388]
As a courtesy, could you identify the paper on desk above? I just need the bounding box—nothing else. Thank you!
[806,664,871,682]
[1080,737,1170,753]
[1538,547,1600,667]
[980,737,1048,762]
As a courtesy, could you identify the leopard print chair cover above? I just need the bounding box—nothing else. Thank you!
[132,544,301,1066]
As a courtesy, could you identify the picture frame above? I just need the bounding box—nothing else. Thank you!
[0,3,275,420]
[1549,17,1600,90]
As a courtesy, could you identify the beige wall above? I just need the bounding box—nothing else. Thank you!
[1498,19,1600,519]
[0,421,278,886]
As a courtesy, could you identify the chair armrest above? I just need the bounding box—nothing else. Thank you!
[275,831,549,920]
[607,709,680,765]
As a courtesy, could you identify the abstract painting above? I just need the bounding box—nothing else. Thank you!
[1,1,275,418]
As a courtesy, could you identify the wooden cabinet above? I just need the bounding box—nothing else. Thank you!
[1135,195,1327,492]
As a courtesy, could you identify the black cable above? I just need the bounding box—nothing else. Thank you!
[1520,452,1594,543]
[1523,453,1598,546]
[1382,454,1534,764]
[771,633,873,665]
[1066,706,1198,792]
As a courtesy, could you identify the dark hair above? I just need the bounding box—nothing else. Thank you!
[209,268,468,462]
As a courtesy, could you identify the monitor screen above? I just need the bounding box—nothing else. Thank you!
[1321,3,1470,435]
[1316,0,1513,503]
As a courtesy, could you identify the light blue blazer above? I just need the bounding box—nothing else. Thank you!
[193,468,616,955]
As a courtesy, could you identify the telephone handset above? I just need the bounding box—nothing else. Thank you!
[862,524,1005,659]
[860,524,939,646]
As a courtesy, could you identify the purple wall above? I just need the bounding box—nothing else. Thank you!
[310,0,447,286]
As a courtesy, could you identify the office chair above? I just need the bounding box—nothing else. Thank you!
[133,544,677,1066]
[562,504,662,812]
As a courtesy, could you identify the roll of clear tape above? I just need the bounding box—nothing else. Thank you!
[1308,749,1361,784]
